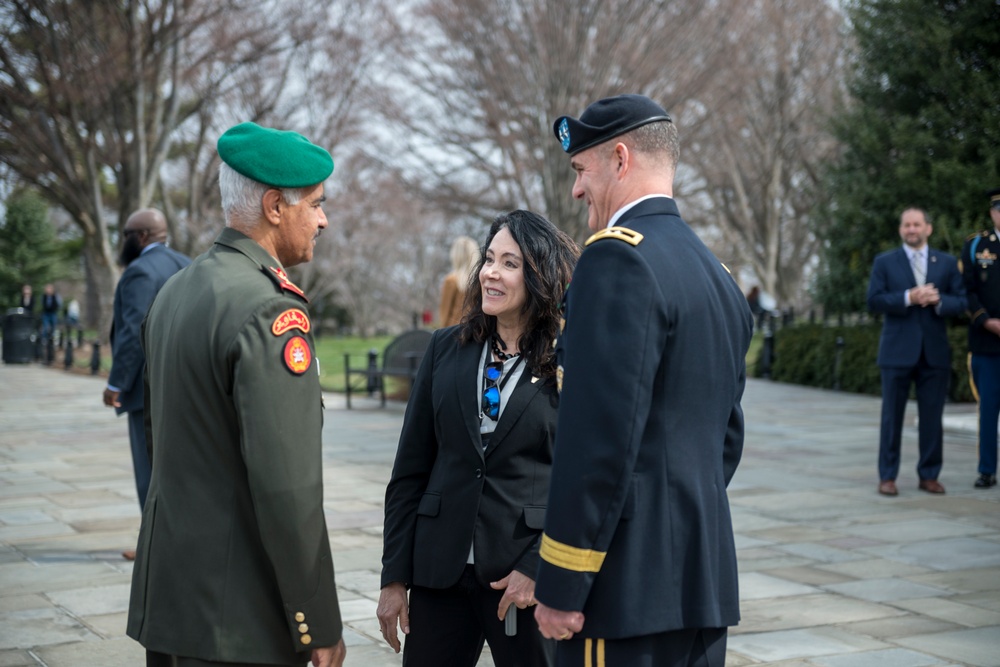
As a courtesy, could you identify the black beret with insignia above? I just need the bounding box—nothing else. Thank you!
[989,187,1000,210]
[217,122,334,188]
[553,94,672,156]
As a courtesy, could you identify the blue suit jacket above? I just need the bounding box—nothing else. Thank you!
[867,247,965,369]
[109,244,191,413]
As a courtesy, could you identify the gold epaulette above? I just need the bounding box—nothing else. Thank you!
[585,226,643,247]
[966,230,989,241]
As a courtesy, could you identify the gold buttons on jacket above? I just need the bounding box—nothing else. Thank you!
[301,634,312,645]
[295,612,305,622]
[299,623,309,633]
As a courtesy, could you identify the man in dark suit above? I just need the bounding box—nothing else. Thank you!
[534,94,753,666]
[126,123,345,667]
[104,208,190,560]
[867,207,965,496]
[961,187,1000,489]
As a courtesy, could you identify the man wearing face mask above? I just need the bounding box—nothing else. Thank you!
[103,208,190,559]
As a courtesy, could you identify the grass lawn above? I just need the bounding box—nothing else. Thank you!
[315,334,394,393]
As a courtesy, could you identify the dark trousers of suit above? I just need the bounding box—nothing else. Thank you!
[878,350,947,482]
[147,651,302,667]
[970,353,1000,476]
[128,409,152,511]
[404,565,555,667]
[555,627,726,667]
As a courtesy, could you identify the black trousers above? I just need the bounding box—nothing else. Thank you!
[146,651,303,667]
[555,627,727,667]
[404,565,555,667]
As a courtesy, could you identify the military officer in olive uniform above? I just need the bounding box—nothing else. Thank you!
[962,187,1000,489]
[533,95,753,666]
[127,123,346,667]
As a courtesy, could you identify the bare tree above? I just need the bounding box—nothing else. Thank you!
[377,0,749,242]
[680,0,847,308]
[0,0,322,335]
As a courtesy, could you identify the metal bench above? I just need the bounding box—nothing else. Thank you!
[344,329,432,409]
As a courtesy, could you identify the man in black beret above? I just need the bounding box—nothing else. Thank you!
[127,123,346,667]
[962,187,1000,489]
[535,94,753,665]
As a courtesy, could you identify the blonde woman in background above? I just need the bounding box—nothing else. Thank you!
[439,235,480,327]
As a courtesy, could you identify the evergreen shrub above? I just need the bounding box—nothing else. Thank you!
[755,322,974,403]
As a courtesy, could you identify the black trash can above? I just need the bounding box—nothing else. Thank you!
[3,308,36,364]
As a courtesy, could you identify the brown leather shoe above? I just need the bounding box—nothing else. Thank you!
[122,549,136,561]
[878,480,898,496]
[918,479,945,494]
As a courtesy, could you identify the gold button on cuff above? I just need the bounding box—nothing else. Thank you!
[301,634,312,645]
[298,623,309,633]
[294,612,305,622]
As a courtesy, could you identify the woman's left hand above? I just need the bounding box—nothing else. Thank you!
[490,570,537,620]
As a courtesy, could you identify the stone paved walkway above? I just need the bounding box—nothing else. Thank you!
[0,363,998,666]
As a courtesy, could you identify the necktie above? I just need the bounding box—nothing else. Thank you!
[911,252,926,285]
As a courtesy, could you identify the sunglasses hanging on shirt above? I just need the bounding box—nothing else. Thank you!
[481,355,523,421]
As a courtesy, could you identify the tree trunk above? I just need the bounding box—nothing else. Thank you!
[80,230,119,343]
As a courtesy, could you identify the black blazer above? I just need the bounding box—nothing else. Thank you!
[382,326,559,589]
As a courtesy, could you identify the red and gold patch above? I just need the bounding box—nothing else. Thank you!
[283,336,312,375]
[272,308,311,336]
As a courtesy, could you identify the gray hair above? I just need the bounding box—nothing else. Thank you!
[218,163,309,227]
[621,120,680,170]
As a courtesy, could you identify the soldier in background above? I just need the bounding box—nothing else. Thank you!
[961,187,1000,489]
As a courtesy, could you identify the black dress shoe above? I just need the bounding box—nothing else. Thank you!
[974,474,997,488]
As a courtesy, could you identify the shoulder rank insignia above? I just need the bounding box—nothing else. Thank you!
[283,336,312,374]
[272,308,311,336]
[584,226,644,247]
[267,266,309,302]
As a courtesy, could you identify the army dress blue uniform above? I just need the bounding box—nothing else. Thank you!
[535,200,753,664]
[962,218,1000,487]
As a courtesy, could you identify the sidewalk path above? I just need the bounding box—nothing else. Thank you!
[0,364,997,666]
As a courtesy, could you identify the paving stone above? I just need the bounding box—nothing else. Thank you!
[822,577,951,602]
[891,597,1000,627]
[840,614,964,640]
[819,558,931,579]
[864,537,1000,571]
[894,627,1000,667]
[734,594,904,634]
[727,627,887,661]
[739,572,821,600]
[812,647,952,667]
[0,607,99,650]
[843,518,990,543]
[33,636,143,666]
[3,364,998,667]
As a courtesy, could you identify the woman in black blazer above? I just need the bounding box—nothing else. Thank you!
[378,210,578,667]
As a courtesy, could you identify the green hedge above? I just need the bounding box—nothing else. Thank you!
[755,322,975,403]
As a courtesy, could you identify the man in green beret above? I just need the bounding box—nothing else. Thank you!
[127,122,345,667]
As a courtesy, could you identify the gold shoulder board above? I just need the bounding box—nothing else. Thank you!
[585,226,644,247]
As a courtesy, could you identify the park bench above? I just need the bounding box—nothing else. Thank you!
[344,329,432,409]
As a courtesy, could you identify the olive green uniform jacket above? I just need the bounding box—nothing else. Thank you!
[127,227,342,664]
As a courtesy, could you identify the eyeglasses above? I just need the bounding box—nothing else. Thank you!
[481,361,503,421]
[122,228,147,238]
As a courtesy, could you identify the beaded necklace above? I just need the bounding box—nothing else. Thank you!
[492,336,519,361]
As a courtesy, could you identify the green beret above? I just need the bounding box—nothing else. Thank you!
[217,122,333,188]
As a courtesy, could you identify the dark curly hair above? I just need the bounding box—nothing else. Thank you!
[458,210,579,379]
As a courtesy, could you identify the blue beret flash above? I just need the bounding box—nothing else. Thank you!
[559,118,571,152]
